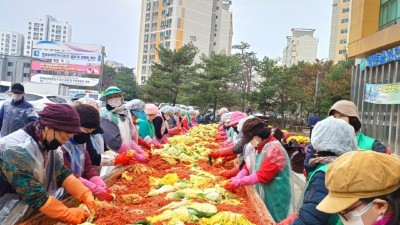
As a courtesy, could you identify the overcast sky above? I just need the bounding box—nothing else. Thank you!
[0,0,332,68]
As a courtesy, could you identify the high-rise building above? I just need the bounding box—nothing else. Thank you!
[282,28,319,67]
[0,31,24,56]
[328,0,351,63]
[349,0,400,155]
[136,0,233,85]
[24,15,72,56]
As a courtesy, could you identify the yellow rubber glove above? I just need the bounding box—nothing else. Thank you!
[39,196,89,224]
[62,175,97,213]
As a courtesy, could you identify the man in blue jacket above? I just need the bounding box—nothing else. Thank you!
[0,83,38,137]
[308,111,320,138]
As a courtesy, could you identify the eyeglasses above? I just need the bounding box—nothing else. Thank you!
[339,202,373,221]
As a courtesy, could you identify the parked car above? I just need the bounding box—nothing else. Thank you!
[4,91,70,111]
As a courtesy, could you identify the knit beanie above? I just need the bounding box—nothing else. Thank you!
[74,104,100,128]
[240,117,268,144]
[38,104,81,133]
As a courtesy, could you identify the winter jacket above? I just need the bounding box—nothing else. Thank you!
[292,159,341,225]
[0,97,38,137]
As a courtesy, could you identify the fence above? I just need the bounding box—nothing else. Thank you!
[351,60,400,155]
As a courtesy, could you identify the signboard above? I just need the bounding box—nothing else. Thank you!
[31,74,99,87]
[30,41,104,87]
[31,61,101,75]
[364,82,400,104]
[361,45,400,70]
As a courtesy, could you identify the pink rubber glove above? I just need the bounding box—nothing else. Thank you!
[134,152,150,164]
[151,139,163,149]
[118,143,131,154]
[89,176,106,188]
[130,140,144,154]
[168,127,179,136]
[234,168,249,179]
[160,136,169,144]
[225,173,259,190]
[79,177,114,201]
[223,139,232,147]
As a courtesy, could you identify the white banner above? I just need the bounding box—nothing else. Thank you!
[32,49,102,65]
[31,74,99,87]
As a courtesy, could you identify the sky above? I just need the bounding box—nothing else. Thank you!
[0,0,332,68]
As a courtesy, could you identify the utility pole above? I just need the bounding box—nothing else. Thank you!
[314,72,319,110]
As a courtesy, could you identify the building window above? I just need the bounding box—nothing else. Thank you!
[379,0,399,28]
[146,2,151,11]
[341,18,349,23]
[7,62,13,67]
[165,41,170,49]
[24,63,30,68]
[142,55,148,63]
[340,28,348,33]
[339,49,347,55]
[342,8,350,13]
[141,76,147,84]
[340,39,347,44]
[142,66,147,74]
[149,55,155,63]
[7,72,12,76]
[151,22,158,31]
[150,44,156,53]
[150,33,157,42]
[23,73,30,78]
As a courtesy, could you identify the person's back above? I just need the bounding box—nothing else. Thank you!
[0,83,38,137]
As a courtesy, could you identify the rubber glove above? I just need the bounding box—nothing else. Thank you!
[130,140,144,154]
[151,139,163,149]
[234,168,249,179]
[114,151,134,165]
[209,147,234,159]
[79,177,114,202]
[62,175,97,213]
[134,152,150,164]
[220,167,239,179]
[39,196,89,224]
[118,143,131,154]
[225,173,259,190]
[138,137,151,150]
[221,155,237,164]
[277,213,298,225]
[89,176,106,187]
[223,139,232,147]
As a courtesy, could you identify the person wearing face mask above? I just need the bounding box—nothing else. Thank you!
[209,111,246,163]
[0,83,38,137]
[224,117,294,222]
[153,106,171,144]
[61,104,114,201]
[303,100,390,180]
[100,86,150,164]
[178,109,189,134]
[164,106,180,136]
[190,110,199,127]
[0,104,96,224]
[317,151,400,225]
[126,100,161,150]
[288,116,359,225]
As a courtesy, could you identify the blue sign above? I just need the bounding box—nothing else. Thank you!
[364,46,400,69]
[360,58,366,70]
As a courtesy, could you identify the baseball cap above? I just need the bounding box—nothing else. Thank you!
[317,150,400,213]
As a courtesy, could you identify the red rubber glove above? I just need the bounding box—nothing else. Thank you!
[114,151,134,165]
[220,167,239,179]
[209,147,234,159]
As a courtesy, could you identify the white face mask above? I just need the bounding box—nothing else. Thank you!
[339,202,382,225]
[12,93,23,101]
[250,136,261,148]
[107,97,123,108]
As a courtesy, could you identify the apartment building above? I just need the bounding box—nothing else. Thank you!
[328,0,351,63]
[0,31,24,56]
[282,28,319,67]
[136,0,233,85]
[24,15,72,56]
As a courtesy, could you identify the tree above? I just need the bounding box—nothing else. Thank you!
[193,52,241,120]
[253,58,295,128]
[111,67,138,101]
[319,58,354,116]
[143,43,199,105]
[101,65,117,90]
[232,42,259,110]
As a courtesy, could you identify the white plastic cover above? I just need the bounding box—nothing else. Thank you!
[311,116,358,156]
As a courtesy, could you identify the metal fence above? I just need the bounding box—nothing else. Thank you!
[351,61,400,155]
